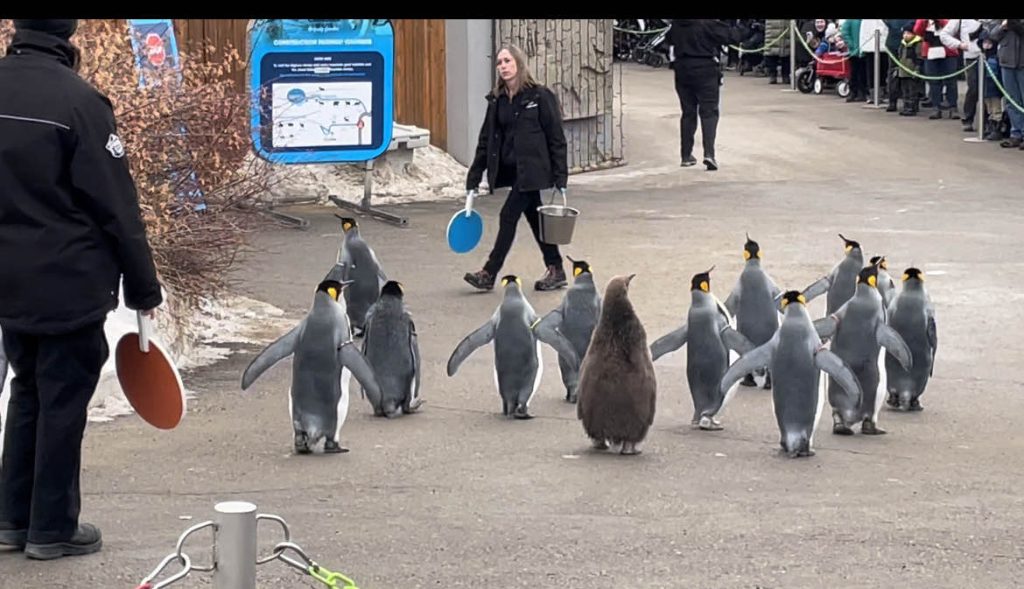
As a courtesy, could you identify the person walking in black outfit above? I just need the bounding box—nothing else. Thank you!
[668,19,754,171]
[463,44,570,292]
[0,20,163,560]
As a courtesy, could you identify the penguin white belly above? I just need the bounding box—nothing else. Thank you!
[335,367,352,443]
[810,370,827,447]
[526,340,543,407]
[872,348,887,422]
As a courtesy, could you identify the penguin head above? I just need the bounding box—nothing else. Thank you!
[743,233,760,261]
[902,267,924,282]
[316,279,347,301]
[500,275,523,289]
[690,265,714,292]
[566,255,592,278]
[838,233,861,254]
[870,255,888,271]
[381,280,404,298]
[334,214,358,233]
[856,264,879,288]
[779,290,807,308]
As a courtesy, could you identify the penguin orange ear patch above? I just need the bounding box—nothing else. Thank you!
[797,294,806,304]
[327,287,339,300]
[700,281,709,292]
[743,250,751,261]
[868,275,877,288]
[573,267,583,276]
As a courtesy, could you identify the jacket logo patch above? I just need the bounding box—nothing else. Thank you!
[525,101,538,109]
[105,133,125,158]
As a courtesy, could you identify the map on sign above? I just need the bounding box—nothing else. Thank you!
[271,82,373,148]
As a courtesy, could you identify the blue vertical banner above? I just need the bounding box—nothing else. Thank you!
[248,19,395,164]
[127,19,207,213]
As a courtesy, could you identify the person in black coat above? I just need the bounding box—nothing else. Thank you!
[668,19,753,171]
[0,20,162,560]
[463,44,570,292]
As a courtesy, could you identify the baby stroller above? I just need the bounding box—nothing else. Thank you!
[797,52,850,97]
[630,18,671,67]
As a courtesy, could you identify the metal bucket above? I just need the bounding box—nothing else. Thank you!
[537,189,579,245]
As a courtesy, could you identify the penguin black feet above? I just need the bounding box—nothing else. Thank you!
[591,438,609,450]
[832,422,855,436]
[908,399,923,412]
[565,387,578,403]
[620,441,642,456]
[886,392,900,408]
[294,432,312,455]
[740,374,757,387]
[762,371,772,390]
[861,419,887,435]
[352,326,366,338]
[698,415,723,431]
[512,404,534,420]
[324,439,350,453]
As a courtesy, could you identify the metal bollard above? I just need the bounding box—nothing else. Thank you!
[965,57,987,143]
[789,20,797,91]
[213,501,258,589]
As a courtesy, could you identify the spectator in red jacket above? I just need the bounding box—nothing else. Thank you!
[913,19,961,119]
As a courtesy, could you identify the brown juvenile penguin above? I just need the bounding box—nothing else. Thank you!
[576,273,657,455]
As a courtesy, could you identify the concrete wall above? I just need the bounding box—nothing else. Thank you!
[445,20,494,168]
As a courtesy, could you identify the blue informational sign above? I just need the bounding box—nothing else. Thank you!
[127,19,206,213]
[248,19,395,164]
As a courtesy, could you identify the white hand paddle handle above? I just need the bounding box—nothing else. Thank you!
[464,189,477,217]
[137,310,152,353]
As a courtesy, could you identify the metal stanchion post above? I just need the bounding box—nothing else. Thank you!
[865,29,885,108]
[213,501,258,589]
[789,20,797,91]
[965,57,987,143]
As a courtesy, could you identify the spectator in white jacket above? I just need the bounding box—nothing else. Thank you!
[859,19,890,102]
[940,19,984,132]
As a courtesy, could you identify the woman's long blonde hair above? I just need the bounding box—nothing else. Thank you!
[492,43,538,97]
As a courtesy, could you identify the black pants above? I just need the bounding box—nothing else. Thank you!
[674,59,721,160]
[0,320,107,544]
[484,186,562,276]
[899,77,924,110]
[764,54,791,79]
[849,56,868,99]
[963,57,979,123]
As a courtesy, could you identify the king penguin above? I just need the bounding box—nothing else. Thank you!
[241,277,383,454]
[870,255,897,310]
[814,264,913,436]
[884,267,937,411]
[719,291,863,458]
[577,274,657,455]
[361,280,424,418]
[724,234,783,389]
[650,267,754,430]
[447,275,580,419]
[802,234,865,316]
[335,215,388,338]
[534,256,602,403]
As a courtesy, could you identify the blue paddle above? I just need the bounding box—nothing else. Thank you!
[446,189,484,254]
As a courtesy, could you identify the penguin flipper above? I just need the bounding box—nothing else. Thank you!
[720,326,755,355]
[241,323,302,390]
[719,339,776,395]
[814,348,863,404]
[0,328,8,395]
[339,341,383,410]
[535,321,580,371]
[723,286,739,317]
[813,315,838,340]
[801,275,831,304]
[876,323,913,371]
[447,320,495,376]
[926,312,937,376]
[408,319,422,409]
[650,324,688,362]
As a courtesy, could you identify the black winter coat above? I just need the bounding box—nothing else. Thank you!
[0,30,162,334]
[466,84,568,194]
